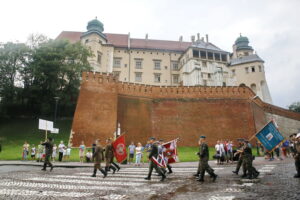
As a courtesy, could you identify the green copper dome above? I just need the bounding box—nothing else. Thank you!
[87,18,104,33]
[235,34,252,51]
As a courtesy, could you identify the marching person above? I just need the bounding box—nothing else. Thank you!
[232,139,246,176]
[91,139,107,178]
[144,137,166,181]
[160,139,173,174]
[196,136,217,182]
[41,137,54,171]
[241,140,259,179]
[105,138,117,174]
[293,133,300,178]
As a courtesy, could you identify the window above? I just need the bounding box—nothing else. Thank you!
[171,61,179,70]
[245,67,249,74]
[221,54,227,62]
[165,66,168,70]
[113,58,121,68]
[193,50,199,58]
[154,73,161,83]
[135,72,142,82]
[97,51,102,64]
[113,71,120,78]
[208,74,211,79]
[214,53,221,61]
[200,51,207,59]
[135,59,143,69]
[258,65,262,72]
[202,61,207,67]
[232,69,236,75]
[251,66,255,72]
[244,52,249,56]
[207,52,213,60]
[154,60,161,70]
[173,75,179,84]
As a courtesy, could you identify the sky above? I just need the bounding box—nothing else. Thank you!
[1,0,299,108]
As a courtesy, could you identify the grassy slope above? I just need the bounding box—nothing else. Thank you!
[0,118,260,162]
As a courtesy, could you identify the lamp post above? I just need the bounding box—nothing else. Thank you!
[54,97,60,122]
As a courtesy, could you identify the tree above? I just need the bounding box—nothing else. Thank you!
[288,102,300,113]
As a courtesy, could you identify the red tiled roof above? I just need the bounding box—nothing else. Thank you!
[56,31,191,52]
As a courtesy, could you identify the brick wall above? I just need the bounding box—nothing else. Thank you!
[70,72,300,147]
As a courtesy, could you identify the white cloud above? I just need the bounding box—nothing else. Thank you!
[0,0,299,107]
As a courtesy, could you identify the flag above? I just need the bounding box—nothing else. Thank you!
[112,134,127,163]
[255,120,284,152]
[151,153,167,168]
[162,139,179,164]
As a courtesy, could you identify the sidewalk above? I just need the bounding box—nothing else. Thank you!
[0,157,282,168]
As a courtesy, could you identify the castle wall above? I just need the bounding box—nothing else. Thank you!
[70,72,300,147]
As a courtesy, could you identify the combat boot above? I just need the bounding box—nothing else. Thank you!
[232,170,238,175]
[211,173,218,182]
[241,173,247,178]
[144,176,151,180]
[112,162,120,171]
[294,174,300,178]
[109,165,116,174]
[197,172,205,182]
[160,174,166,182]
[167,165,173,174]
[100,168,107,178]
[91,169,97,177]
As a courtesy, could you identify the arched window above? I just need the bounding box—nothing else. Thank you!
[239,83,246,87]
[250,83,257,93]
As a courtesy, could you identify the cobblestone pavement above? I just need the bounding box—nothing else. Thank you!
[0,158,299,200]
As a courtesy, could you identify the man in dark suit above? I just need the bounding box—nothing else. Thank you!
[144,137,166,181]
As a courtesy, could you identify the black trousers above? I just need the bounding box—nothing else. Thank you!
[43,155,53,169]
[59,152,63,162]
[147,160,163,178]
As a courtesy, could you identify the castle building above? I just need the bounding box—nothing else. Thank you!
[57,18,272,103]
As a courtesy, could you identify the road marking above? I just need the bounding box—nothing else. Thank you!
[209,195,235,200]
[0,188,91,198]
[51,175,160,182]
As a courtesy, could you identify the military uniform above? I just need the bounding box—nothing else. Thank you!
[232,141,245,175]
[41,139,53,171]
[197,137,217,182]
[91,143,107,178]
[145,140,166,181]
[294,137,300,178]
[242,144,255,179]
[105,143,117,173]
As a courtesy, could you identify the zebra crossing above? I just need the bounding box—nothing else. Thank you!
[0,167,223,199]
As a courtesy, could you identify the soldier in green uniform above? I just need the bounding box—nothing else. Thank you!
[91,139,107,178]
[105,138,117,173]
[232,138,246,176]
[144,137,166,181]
[241,140,256,179]
[41,137,54,171]
[197,136,217,182]
[293,133,300,178]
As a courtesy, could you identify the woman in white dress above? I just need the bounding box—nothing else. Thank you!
[52,144,57,162]
[79,141,86,163]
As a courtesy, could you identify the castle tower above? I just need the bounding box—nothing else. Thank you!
[81,18,114,73]
[229,35,272,104]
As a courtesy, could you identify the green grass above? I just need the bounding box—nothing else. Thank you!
[0,118,261,162]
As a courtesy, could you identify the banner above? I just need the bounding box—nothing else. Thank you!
[112,134,127,163]
[255,120,284,151]
[38,119,53,131]
[162,139,179,164]
[151,154,166,168]
[51,128,59,134]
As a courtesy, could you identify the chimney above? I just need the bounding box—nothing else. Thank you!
[128,32,131,49]
[145,33,148,39]
[179,36,183,42]
[191,35,195,43]
[197,33,200,41]
[205,34,209,43]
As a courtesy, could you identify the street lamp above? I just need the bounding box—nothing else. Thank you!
[54,97,60,122]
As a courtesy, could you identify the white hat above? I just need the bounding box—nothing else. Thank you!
[296,133,300,138]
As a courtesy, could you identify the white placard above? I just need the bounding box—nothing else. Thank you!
[38,119,53,131]
[51,128,59,134]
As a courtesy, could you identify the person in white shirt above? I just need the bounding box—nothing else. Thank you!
[58,141,65,162]
[79,141,86,163]
[30,144,36,160]
[215,141,221,164]
[86,150,93,162]
[135,142,143,166]
[64,145,71,161]
[52,144,57,162]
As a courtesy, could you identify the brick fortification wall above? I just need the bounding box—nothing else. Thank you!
[70,72,300,147]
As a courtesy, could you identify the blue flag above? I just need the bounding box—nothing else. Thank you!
[255,121,284,151]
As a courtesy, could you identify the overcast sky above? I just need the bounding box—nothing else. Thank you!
[1,0,299,108]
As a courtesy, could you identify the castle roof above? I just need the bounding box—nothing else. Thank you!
[56,31,226,52]
[229,54,264,66]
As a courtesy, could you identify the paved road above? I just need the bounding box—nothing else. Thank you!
[0,158,299,200]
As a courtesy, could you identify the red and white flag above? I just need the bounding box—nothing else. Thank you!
[163,139,179,164]
[151,154,167,168]
[112,134,127,163]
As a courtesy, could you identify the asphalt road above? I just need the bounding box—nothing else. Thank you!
[0,158,299,200]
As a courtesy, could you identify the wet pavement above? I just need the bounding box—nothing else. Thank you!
[0,158,299,200]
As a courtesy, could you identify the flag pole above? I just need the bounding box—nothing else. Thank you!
[247,120,273,142]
